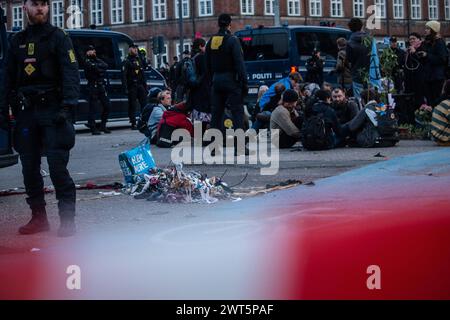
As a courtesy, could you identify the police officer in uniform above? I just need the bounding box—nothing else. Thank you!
[206,14,248,148]
[122,44,147,130]
[0,0,80,237]
[85,45,111,135]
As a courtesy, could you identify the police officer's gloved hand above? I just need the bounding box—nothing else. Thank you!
[0,114,9,131]
[54,106,73,125]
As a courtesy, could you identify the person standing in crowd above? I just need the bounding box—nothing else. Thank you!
[0,0,79,237]
[188,37,211,135]
[389,37,406,93]
[430,80,450,146]
[334,37,352,94]
[206,13,248,152]
[305,49,324,86]
[259,72,302,111]
[169,56,179,91]
[404,33,427,110]
[420,21,449,107]
[270,89,302,149]
[84,45,111,135]
[346,18,371,100]
[122,44,148,130]
[175,50,191,102]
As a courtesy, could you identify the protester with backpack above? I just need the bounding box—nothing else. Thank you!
[148,90,171,144]
[270,89,303,149]
[188,37,211,135]
[302,90,341,150]
[137,87,162,138]
[175,50,191,102]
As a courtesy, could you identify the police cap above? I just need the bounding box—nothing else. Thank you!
[218,13,232,28]
[87,45,95,51]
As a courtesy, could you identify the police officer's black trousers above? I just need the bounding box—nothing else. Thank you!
[128,85,147,125]
[88,84,111,126]
[13,102,76,219]
[210,81,244,133]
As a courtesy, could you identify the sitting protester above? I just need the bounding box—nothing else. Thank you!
[253,83,286,131]
[302,89,341,150]
[331,88,360,125]
[270,89,303,149]
[156,102,194,148]
[430,80,450,146]
[259,72,303,110]
[148,90,172,144]
[137,87,162,137]
[341,89,399,148]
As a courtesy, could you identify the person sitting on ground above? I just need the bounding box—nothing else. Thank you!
[148,90,172,144]
[137,87,162,137]
[270,89,303,149]
[321,82,333,93]
[259,72,303,110]
[331,88,360,125]
[253,83,286,131]
[156,102,194,147]
[303,89,341,150]
[251,85,269,121]
[430,80,450,146]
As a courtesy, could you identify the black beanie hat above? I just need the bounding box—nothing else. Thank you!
[282,89,299,103]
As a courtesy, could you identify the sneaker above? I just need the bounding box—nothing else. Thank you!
[18,214,50,235]
[57,219,76,237]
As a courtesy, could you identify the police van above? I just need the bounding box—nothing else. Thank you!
[0,5,18,168]
[235,25,351,104]
[4,28,167,124]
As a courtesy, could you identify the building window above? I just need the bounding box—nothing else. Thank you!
[375,0,386,18]
[176,41,192,57]
[175,0,189,18]
[287,0,301,16]
[353,0,364,18]
[411,0,422,19]
[393,0,404,19]
[309,0,322,17]
[12,5,23,29]
[90,0,103,26]
[153,0,167,20]
[428,0,438,20]
[51,0,64,28]
[445,0,450,20]
[241,0,254,15]
[111,0,124,24]
[131,0,145,22]
[330,0,343,17]
[153,43,168,68]
[265,0,274,15]
[68,0,84,28]
[198,0,213,16]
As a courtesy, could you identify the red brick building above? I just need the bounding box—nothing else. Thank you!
[3,0,450,66]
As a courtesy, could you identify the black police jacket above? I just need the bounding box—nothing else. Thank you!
[85,56,108,85]
[1,22,80,113]
[205,28,247,87]
[122,55,146,90]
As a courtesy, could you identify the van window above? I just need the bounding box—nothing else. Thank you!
[296,32,348,60]
[240,33,289,61]
[117,40,130,63]
[70,36,116,69]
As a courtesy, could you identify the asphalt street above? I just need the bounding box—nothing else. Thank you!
[0,124,439,250]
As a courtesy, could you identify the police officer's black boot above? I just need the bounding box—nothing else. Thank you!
[18,207,50,235]
[91,127,101,135]
[57,217,76,237]
[100,122,111,134]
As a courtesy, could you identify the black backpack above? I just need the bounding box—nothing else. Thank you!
[180,55,199,89]
[301,113,332,150]
[356,106,399,148]
[137,103,157,137]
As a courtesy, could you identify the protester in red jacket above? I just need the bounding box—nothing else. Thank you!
[157,102,194,138]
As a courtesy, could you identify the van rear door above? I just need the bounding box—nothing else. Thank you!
[237,29,291,96]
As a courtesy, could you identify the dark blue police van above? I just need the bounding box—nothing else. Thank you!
[235,25,351,104]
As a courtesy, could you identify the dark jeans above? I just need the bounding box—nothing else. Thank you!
[13,101,76,218]
[88,84,111,126]
[128,85,147,125]
[210,79,245,132]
